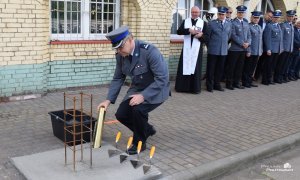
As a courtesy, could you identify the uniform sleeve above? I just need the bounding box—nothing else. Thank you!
[263,24,272,52]
[204,21,212,46]
[177,20,190,35]
[106,55,126,104]
[141,47,169,102]
[294,28,300,49]
[200,21,209,46]
[247,26,252,46]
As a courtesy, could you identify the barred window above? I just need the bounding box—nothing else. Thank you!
[50,0,120,41]
[170,0,189,35]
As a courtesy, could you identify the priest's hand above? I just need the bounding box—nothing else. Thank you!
[189,28,198,35]
[194,32,203,38]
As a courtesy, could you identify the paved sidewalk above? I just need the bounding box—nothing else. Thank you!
[0,81,299,179]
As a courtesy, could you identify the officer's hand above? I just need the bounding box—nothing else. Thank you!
[97,100,111,111]
[129,94,144,106]
[246,53,251,57]
[267,50,272,56]
[243,43,249,49]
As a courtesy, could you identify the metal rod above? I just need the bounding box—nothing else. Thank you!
[64,92,67,166]
[73,96,76,171]
[80,92,83,162]
[90,94,93,168]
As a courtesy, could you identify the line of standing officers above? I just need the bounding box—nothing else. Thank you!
[175,5,300,94]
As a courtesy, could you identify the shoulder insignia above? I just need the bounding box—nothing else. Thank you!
[140,44,150,50]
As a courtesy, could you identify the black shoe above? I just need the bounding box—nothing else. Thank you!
[207,87,213,92]
[233,84,245,89]
[261,81,269,85]
[269,82,276,85]
[213,87,225,91]
[289,77,296,81]
[243,84,251,88]
[128,143,146,155]
[274,80,282,84]
[250,84,258,87]
[284,78,290,82]
[282,79,287,83]
[148,125,156,137]
[226,85,234,90]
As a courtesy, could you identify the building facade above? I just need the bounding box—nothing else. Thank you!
[0,0,299,98]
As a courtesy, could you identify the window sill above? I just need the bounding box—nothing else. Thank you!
[170,39,183,44]
[49,40,111,45]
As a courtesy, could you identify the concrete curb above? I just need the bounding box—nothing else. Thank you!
[165,132,300,180]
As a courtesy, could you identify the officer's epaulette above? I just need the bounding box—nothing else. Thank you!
[140,44,150,50]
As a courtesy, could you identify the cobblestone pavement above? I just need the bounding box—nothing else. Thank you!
[0,81,299,179]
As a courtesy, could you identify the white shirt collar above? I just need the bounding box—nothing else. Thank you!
[130,41,135,56]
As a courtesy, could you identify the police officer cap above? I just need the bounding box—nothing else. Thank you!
[217,6,228,14]
[105,26,130,49]
[251,11,262,17]
[286,10,296,16]
[236,5,247,12]
[272,11,282,18]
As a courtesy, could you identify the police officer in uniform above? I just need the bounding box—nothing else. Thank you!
[242,11,263,88]
[279,10,296,83]
[205,6,232,92]
[262,11,283,85]
[225,5,251,90]
[98,26,170,155]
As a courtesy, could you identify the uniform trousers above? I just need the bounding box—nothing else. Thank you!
[242,55,259,86]
[288,53,300,79]
[206,54,226,90]
[254,53,266,80]
[115,99,161,145]
[274,51,290,82]
[262,52,279,84]
[226,51,246,86]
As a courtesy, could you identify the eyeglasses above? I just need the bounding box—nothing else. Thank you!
[227,12,232,14]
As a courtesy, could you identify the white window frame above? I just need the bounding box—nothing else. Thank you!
[50,0,120,41]
[256,0,274,13]
[170,0,190,40]
[170,0,213,40]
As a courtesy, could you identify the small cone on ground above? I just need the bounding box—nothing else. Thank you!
[143,146,156,174]
[108,131,122,157]
[130,141,143,169]
[120,136,133,163]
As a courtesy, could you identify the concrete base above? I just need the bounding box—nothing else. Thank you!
[11,142,162,180]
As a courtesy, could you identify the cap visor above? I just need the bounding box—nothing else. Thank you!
[112,40,123,49]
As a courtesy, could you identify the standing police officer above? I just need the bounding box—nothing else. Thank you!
[205,6,232,92]
[274,10,295,83]
[98,26,170,155]
[225,5,251,90]
[242,11,263,88]
[262,11,283,85]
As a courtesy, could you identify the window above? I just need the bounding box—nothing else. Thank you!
[50,0,120,41]
[170,0,213,39]
[171,0,190,37]
[255,0,274,13]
